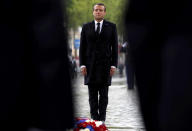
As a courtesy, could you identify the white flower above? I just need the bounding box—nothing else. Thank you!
[79,128,90,131]
[90,119,94,122]
[85,119,90,123]
[95,121,103,127]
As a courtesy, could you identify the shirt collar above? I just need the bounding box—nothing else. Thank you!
[94,19,104,26]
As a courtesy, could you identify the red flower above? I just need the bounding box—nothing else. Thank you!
[78,122,88,128]
[74,117,109,131]
[73,128,79,131]
[94,124,108,131]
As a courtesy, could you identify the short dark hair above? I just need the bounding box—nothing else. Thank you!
[93,3,106,12]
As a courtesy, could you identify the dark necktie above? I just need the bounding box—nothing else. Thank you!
[96,23,100,34]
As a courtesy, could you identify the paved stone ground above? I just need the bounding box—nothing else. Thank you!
[72,72,146,131]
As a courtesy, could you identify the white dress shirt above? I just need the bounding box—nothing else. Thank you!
[94,20,103,33]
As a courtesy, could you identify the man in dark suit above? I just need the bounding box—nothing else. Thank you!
[79,3,118,122]
[125,0,192,130]
[120,41,135,89]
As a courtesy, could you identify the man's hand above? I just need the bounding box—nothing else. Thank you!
[110,67,116,76]
[81,67,87,76]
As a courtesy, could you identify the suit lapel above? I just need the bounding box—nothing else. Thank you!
[89,21,97,38]
[89,21,95,35]
[100,20,108,35]
[90,21,95,32]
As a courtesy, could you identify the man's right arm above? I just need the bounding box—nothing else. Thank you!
[79,24,86,66]
[79,25,87,75]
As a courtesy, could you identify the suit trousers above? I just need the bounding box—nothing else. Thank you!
[125,63,134,89]
[88,84,109,121]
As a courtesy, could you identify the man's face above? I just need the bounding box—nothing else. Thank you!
[93,5,106,21]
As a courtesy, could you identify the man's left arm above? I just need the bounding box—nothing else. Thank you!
[110,24,118,76]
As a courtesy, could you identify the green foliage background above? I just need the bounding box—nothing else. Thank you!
[66,0,127,35]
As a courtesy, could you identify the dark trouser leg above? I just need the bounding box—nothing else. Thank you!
[88,85,99,120]
[98,85,109,121]
[126,63,134,89]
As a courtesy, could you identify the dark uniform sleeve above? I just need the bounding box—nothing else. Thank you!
[111,24,118,67]
[79,24,87,66]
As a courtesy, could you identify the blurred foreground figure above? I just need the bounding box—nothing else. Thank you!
[0,0,73,130]
[125,0,192,131]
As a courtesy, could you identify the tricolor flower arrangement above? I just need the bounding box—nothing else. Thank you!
[74,117,109,131]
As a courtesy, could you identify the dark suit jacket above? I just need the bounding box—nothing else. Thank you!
[125,0,192,131]
[79,20,118,86]
[0,0,73,130]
